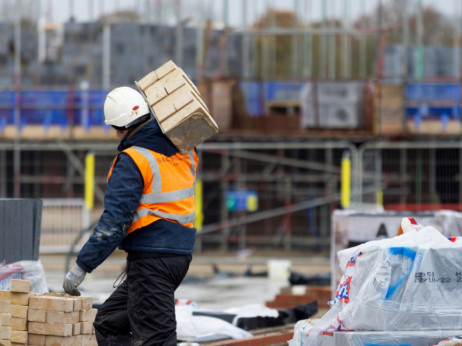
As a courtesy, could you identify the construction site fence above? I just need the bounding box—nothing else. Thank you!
[1,140,461,254]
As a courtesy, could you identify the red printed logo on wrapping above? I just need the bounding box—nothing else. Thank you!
[335,276,352,303]
[346,251,363,268]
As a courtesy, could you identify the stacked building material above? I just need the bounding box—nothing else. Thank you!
[0,288,11,345]
[0,279,97,345]
[136,60,219,154]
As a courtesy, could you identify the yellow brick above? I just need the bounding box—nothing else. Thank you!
[162,97,208,132]
[10,317,27,331]
[10,293,29,306]
[174,67,201,97]
[9,305,27,319]
[10,330,27,343]
[9,280,30,294]
[81,334,97,345]
[0,301,9,314]
[0,340,11,346]
[72,322,80,336]
[28,322,72,337]
[152,95,177,122]
[72,299,81,312]
[144,83,168,106]
[0,325,11,340]
[137,70,160,90]
[29,296,73,312]
[27,309,46,323]
[27,333,45,345]
[154,60,176,79]
[0,291,11,300]
[80,308,97,323]
[80,322,93,335]
[0,313,10,327]
[46,311,79,324]
[78,297,92,311]
[164,74,186,95]
[45,335,82,346]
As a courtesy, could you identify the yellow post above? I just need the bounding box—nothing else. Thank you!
[194,179,203,231]
[341,151,351,209]
[376,189,383,208]
[85,152,95,210]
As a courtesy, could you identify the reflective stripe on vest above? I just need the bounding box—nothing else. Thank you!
[107,146,198,234]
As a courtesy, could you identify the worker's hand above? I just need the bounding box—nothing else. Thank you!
[63,265,86,296]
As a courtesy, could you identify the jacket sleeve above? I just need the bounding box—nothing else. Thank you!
[76,153,144,273]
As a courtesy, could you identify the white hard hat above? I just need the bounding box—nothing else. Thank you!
[104,86,150,127]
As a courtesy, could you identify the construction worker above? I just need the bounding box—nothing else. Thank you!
[63,86,198,345]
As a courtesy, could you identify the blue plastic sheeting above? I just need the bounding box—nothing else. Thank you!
[239,81,305,117]
[264,81,304,102]
[405,83,461,101]
[239,81,263,116]
[0,90,108,127]
[405,83,461,120]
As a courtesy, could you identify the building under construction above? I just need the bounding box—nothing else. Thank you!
[0,0,462,254]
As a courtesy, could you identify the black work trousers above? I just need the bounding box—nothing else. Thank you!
[93,254,192,346]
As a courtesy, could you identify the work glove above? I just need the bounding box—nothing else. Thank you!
[63,265,86,296]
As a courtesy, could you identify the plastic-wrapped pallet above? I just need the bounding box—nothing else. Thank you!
[136,60,218,154]
[290,321,462,346]
[289,224,462,346]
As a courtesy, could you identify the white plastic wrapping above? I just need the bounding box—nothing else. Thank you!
[176,305,252,341]
[291,226,462,345]
[0,260,48,293]
[290,321,462,346]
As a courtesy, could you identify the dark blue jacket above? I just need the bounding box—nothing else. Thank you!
[76,119,197,273]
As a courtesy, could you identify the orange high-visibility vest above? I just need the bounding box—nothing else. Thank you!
[107,146,198,235]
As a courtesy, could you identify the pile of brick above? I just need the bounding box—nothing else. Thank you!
[136,60,219,154]
[265,285,332,310]
[0,279,97,346]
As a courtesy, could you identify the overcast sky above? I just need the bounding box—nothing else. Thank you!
[16,0,460,27]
